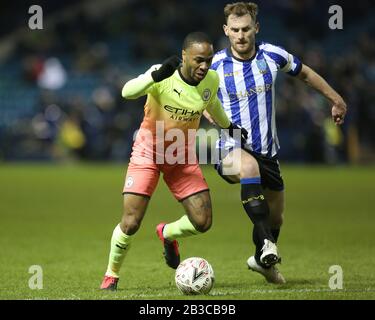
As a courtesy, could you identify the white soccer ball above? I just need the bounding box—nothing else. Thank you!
[175,257,215,295]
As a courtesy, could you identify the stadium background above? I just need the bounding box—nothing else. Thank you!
[0,0,374,163]
[0,0,374,300]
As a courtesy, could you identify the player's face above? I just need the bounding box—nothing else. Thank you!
[224,14,259,58]
[182,42,214,83]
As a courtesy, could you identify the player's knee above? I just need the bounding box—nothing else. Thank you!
[121,211,143,235]
[121,218,141,235]
[240,157,259,178]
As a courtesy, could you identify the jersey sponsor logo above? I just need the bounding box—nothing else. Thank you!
[224,70,242,77]
[256,58,268,74]
[228,84,272,99]
[164,105,201,117]
[202,89,211,101]
[169,115,200,122]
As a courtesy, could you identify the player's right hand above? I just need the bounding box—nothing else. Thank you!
[151,56,181,82]
[331,97,347,125]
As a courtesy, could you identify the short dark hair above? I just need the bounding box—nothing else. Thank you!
[182,32,213,50]
[224,2,258,23]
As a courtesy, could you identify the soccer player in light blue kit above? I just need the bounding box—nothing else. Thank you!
[205,2,347,284]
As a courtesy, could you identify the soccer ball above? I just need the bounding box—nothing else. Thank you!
[175,257,215,295]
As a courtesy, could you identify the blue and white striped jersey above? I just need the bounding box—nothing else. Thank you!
[211,42,302,157]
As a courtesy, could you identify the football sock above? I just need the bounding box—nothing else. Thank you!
[163,215,201,240]
[271,228,280,243]
[105,224,132,278]
[241,178,274,265]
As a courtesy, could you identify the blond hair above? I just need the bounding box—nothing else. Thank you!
[224,2,258,23]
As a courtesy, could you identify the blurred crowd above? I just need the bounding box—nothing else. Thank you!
[0,0,374,164]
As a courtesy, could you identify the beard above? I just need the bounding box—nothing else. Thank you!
[234,41,252,54]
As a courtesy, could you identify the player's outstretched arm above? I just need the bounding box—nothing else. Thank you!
[122,70,155,100]
[205,95,230,129]
[297,64,347,125]
[122,56,181,100]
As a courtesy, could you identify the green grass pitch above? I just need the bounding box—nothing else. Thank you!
[0,163,374,300]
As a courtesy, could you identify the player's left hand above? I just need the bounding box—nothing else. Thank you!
[151,56,181,82]
[227,122,248,145]
[331,97,347,125]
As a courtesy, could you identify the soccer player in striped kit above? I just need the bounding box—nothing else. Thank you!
[206,2,347,284]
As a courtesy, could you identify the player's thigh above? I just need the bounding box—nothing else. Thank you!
[221,148,260,181]
[162,163,209,202]
[121,161,159,233]
[123,161,160,197]
[181,191,212,232]
[263,189,285,227]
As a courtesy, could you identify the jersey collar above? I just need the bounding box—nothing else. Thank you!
[178,67,200,86]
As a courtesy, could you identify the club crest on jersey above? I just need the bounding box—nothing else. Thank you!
[125,176,134,188]
[202,89,211,101]
[256,58,268,74]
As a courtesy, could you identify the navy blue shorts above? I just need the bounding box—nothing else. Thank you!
[215,147,284,191]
